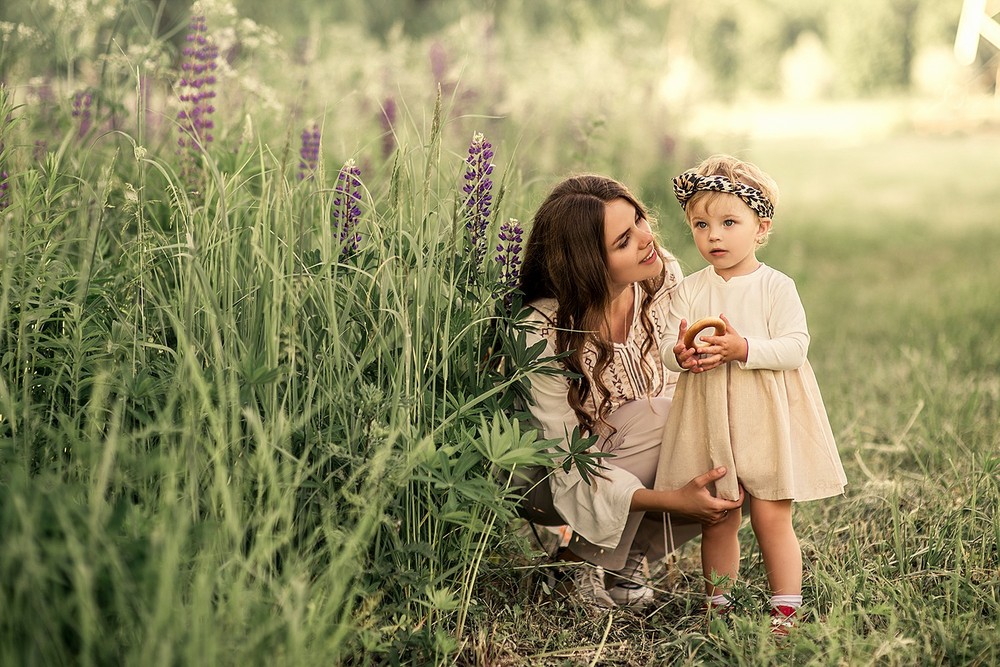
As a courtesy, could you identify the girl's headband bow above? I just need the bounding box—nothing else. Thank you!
[672,172,775,219]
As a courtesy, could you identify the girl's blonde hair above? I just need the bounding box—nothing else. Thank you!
[687,154,780,245]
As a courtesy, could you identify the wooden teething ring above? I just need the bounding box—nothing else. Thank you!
[683,316,726,348]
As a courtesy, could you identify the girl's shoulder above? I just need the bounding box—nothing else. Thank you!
[757,264,799,290]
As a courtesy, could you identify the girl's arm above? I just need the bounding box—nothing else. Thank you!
[661,280,693,373]
[696,271,809,372]
[740,274,809,371]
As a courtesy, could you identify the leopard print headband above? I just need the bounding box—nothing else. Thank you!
[672,172,775,219]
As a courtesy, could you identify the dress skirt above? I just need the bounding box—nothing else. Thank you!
[655,361,847,503]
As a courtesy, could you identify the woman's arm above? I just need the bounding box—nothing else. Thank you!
[630,466,744,524]
[522,316,646,549]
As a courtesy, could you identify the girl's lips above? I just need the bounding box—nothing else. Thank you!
[640,247,657,264]
[710,249,727,256]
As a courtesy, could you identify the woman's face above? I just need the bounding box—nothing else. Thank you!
[603,197,662,292]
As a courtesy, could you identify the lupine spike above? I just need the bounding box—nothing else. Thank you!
[176,11,219,187]
[71,90,92,139]
[0,140,8,211]
[379,97,396,159]
[298,124,320,180]
[495,218,523,309]
[332,159,363,256]
[462,131,494,271]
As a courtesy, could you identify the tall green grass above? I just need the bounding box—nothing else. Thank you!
[0,82,555,664]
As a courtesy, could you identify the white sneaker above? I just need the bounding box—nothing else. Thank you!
[606,551,654,609]
[569,563,617,610]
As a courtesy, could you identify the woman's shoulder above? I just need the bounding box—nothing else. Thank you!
[651,250,683,296]
[524,297,558,325]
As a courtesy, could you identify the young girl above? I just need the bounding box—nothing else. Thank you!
[654,155,847,633]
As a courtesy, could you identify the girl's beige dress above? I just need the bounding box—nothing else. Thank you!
[655,264,847,502]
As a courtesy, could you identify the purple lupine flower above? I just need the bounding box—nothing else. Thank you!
[429,41,448,86]
[298,124,320,180]
[495,218,523,309]
[379,97,396,159]
[0,168,8,211]
[462,131,494,268]
[0,141,8,211]
[176,13,218,183]
[332,159,363,256]
[71,90,92,138]
[33,140,48,163]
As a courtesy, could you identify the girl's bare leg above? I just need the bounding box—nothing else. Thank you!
[748,498,801,595]
[700,506,742,597]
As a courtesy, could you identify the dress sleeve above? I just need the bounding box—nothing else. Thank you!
[660,278,691,373]
[523,317,644,549]
[740,273,810,371]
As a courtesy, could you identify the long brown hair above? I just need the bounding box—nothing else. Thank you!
[519,174,664,433]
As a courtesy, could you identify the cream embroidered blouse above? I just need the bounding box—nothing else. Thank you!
[522,254,682,548]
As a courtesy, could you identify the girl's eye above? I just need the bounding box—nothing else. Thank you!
[618,235,629,249]
[724,219,735,227]
[694,221,707,229]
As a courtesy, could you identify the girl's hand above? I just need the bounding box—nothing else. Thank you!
[672,319,704,371]
[687,314,748,372]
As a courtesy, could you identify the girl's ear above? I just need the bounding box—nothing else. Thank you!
[757,217,772,241]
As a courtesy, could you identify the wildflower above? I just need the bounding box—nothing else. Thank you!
[379,97,396,159]
[71,90,92,138]
[176,12,218,183]
[298,124,320,180]
[332,159,362,256]
[0,168,8,211]
[33,140,47,163]
[0,141,8,211]
[495,218,523,287]
[462,131,494,269]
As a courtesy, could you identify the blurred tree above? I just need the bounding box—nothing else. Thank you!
[826,0,917,94]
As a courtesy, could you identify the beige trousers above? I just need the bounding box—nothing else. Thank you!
[513,397,701,571]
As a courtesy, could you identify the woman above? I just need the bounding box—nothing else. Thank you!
[515,174,744,610]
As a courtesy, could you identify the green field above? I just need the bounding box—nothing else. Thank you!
[1,1,999,664]
[463,132,1000,665]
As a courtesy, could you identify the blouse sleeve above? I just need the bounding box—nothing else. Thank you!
[740,272,810,371]
[522,316,644,549]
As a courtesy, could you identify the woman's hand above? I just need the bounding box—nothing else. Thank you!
[630,466,744,525]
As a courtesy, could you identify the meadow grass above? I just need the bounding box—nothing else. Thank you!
[456,132,1000,666]
[1,21,998,665]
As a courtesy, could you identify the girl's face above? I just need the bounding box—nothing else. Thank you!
[686,193,771,280]
[603,197,662,292]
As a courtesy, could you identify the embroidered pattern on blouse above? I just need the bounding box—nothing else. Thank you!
[531,261,680,418]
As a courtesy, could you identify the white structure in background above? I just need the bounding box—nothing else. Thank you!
[955,0,1000,65]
